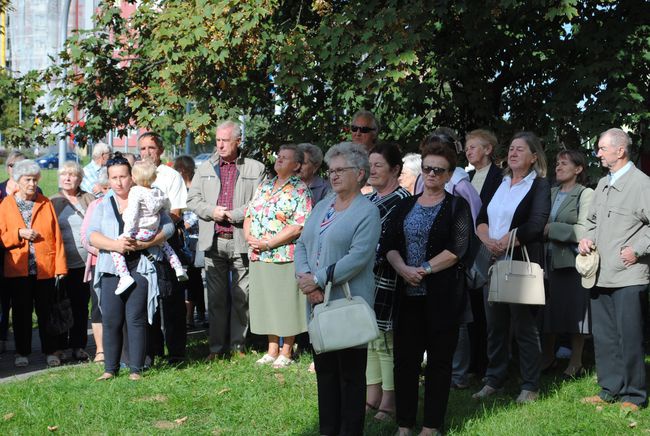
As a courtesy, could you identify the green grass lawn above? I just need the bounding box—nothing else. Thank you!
[1,337,648,435]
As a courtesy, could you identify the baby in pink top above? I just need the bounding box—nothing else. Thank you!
[112,160,187,294]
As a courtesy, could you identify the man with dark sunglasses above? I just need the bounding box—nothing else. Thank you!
[350,110,380,151]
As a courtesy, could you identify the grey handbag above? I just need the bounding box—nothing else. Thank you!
[308,264,380,354]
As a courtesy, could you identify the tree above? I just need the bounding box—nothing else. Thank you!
[16,0,649,160]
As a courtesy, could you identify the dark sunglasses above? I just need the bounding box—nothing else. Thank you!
[421,165,449,176]
[350,125,376,134]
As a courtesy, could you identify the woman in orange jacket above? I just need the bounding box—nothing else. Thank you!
[0,159,67,368]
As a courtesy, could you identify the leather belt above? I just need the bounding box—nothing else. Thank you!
[216,233,234,240]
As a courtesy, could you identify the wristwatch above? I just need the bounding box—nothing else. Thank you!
[421,262,433,275]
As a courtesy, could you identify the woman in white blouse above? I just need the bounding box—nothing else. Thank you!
[471,132,551,404]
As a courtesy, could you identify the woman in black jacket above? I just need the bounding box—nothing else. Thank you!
[384,139,472,436]
[471,132,551,404]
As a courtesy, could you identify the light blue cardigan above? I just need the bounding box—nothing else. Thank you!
[87,192,176,323]
[294,193,381,309]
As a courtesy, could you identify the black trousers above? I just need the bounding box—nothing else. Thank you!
[58,267,90,350]
[184,266,205,316]
[89,266,102,323]
[100,270,148,374]
[0,275,10,341]
[394,296,459,430]
[468,286,488,376]
[314,347,368,436]
[148,274,187,361]
[8,276,57,356]
[591,285,647,406]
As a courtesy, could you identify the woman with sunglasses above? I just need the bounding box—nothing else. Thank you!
[383,140,472,436]
[472,132,550,404]
[87,152,176,380]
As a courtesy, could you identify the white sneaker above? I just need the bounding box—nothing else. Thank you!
[515,389,539,404]
[14,355,29,367]
[472,385,501,399]
[115,275,135,295]
[175,267,189,282]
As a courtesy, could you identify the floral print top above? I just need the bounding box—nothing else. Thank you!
[16,197,37,275]
[246,175,312,263]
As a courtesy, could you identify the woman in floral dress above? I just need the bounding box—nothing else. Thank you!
[244,144,312,368]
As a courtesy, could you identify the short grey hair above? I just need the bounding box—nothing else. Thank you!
[12,159,41,182]
[324,142,370,185]
[97,167,109,187]
[599,128,632,156]
[279,144,304,166]
[216,121,242,141]
[5,150,26,170]
[402,153,422,176]
[91,142,112,160]
[352,110,380,135]
[58,161,84,179]
[297,143,324,168]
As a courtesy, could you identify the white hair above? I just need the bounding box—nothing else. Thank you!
[600,128,632,156]
[216,121,242,140]
[12,159,41,182]
[92,142,112,160]
[324,142,370,185]
[402,153,422,176]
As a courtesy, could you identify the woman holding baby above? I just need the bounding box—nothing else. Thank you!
[87,153,176,381]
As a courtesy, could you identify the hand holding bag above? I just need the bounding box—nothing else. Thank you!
[487,229,545,305]
[308,264,380,354]
[48,276,74,335]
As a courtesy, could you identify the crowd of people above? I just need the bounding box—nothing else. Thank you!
[0,110,648,435]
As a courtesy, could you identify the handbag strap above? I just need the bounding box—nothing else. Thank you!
[322,263,353,306]
[505,228,533,274]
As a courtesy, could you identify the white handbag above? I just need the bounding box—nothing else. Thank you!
[487,229,545,305]
[308,264,380,354]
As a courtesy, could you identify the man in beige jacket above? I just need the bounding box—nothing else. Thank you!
[187,121,265,358]
[579,128,650,411]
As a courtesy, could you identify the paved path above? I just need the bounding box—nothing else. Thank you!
[0,326,98,383]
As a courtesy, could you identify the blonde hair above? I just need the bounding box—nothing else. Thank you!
[466,129,498,150]
[58,161,84,179]
[131,160,158,187]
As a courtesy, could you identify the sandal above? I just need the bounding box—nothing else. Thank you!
[272,355,294,369]
[256,353,277,365]
[95,372,115,381]
[129,373,142,381]
[46,354,61,367]
[93,352,105,363]
[374,409,394,422]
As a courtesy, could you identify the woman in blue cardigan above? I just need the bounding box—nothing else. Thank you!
[295,142,380,436]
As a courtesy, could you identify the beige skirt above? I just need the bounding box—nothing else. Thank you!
[249,261,308,337]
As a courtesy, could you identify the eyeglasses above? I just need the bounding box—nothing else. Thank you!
[350,125,376,134]
[421,166,449,176]
[326,167,357,178]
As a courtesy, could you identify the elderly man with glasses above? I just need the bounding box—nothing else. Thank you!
[350,110,380,152]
